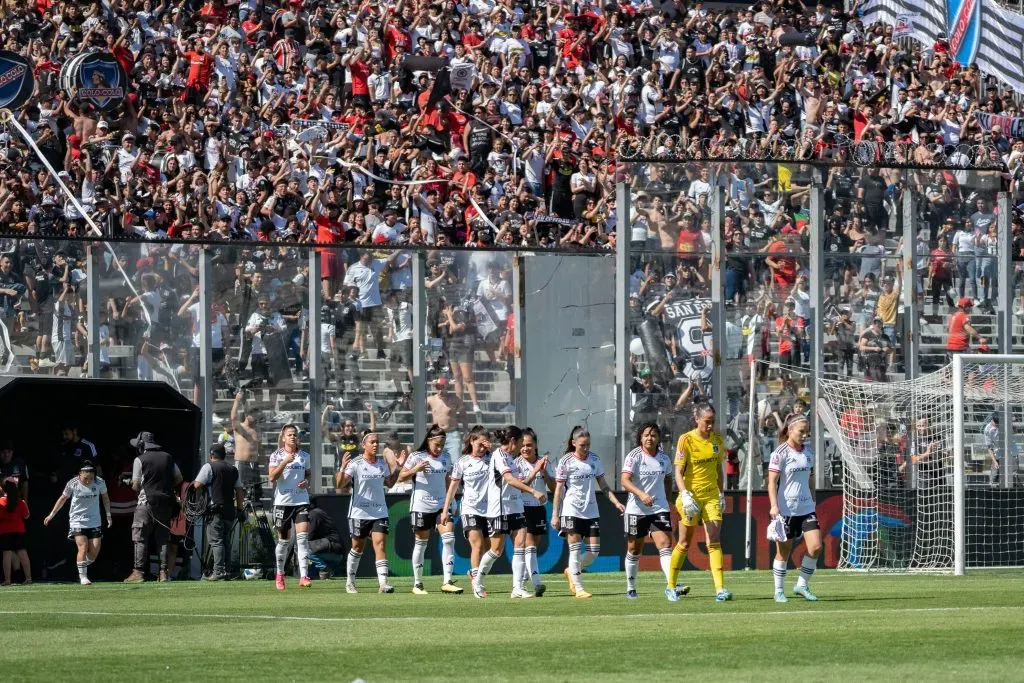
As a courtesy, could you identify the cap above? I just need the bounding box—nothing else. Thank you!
[639,367,652,378]
[144,209,156,219]
[129,431,158,448]
[97,120,109,129]
[434,376,450,387]
[209,443,227,458]
[872,316,883,323]
[959,297,974,308]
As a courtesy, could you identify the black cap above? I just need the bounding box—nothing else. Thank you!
[210,443,227,459]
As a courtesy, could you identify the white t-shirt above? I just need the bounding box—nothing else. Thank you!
[513,456,552,508]
[451,454,490,516]
[343,259,386,309]
[768,442,815,517]
[621,446,671,515]
[63,476,107,529]
[404,450,451,513]
[485,447,524,517]
[188,302,227,348]
[346,456,391,520]
[320,322,335,354]
[556,451,604,519]
[268,449,311,506]
[476,278,510,322]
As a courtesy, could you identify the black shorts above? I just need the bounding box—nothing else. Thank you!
[391,339,414,368]
[349,517,389,539]
[625,512,673,538]
[523,505,548,536]
[0,532,26,551]
[272,504,310,535]
[461,514,487,539]
[411,510,442,531]
[559,516,600,538]
[69,526,103,540]
[358,306,378,323]
[783,512,820,541]
[487,513,526,537]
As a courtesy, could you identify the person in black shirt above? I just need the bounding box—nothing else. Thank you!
[306,499,345,580]
[857,168,889,232]
[192,444,244,580]
[0,441,28,500]
[546,142,576,219]
[858,317,891,382]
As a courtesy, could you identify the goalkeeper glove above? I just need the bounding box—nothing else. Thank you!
[719,490,726,512]
[680,490,700,519]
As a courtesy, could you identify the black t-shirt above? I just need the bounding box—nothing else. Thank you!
[859,174,887,206]
[859,329,890,363]
[550,157,575,195]
[0,457,29,486]
[307,507,343,546]
[55,438,98,481]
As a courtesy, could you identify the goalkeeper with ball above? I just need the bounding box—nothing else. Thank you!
[669,404,732,602]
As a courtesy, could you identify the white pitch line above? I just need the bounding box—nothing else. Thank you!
[0,605,1020,624]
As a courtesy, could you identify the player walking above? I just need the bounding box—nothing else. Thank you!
[670,405,732,602]
[552,426,625,599]
[512,428,555,596]
[338,431,406,594]
[43,461,111,585]
[768,414,821,602]
[398,424,460,595]
[441,427,492,594]
[477,426,548,599]
[268,424,313,590]
[621,423,675,601]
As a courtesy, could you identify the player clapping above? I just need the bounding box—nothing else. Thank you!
[441,427,492,593]
[512,428,555,596]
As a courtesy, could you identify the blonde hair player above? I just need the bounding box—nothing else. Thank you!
[767,413,821,602]
[441,427,492,593]
[670,404,732,602]
[268,424,313,590]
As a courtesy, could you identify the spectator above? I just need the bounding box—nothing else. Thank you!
[946,297,985,363]
[858,316,892,383]
[0,441,29,501]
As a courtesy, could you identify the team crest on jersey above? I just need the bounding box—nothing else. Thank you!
[712,445,719,453]
[945,0,981,67]
[0,51,34,110]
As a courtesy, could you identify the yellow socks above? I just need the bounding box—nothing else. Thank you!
[667,543,688,588]
[708,542,724,592]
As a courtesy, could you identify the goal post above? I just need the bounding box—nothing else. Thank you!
[818,354,1024,575]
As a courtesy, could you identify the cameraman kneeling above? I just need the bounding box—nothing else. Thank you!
[193,444,245,580]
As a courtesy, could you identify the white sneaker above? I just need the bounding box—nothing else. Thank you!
[472,404,482,414]
[345,582,358,594]
[80,577,92,586]
[510,588,534,599]
[211,414,224,425]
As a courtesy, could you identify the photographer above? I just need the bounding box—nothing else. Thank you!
[124,432,183,584]
[858,317,892,383]
[192,444,244,581]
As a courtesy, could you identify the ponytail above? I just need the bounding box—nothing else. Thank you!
[566,425,589,454]
[493,425,523,448]
[778,413,809,444]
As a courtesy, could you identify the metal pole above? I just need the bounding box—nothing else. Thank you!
[809,185,826,489]
[710,187,727,437]
[307,250,323,494]
[86,244,101,378]
[512,253,525,426]
[198,248,214,457]
[411,252,428,446]
[952,353,965,576]
[744,356,757,570]
[903,191,919,380]
[615,181,632,484]
[997,192,1013,488]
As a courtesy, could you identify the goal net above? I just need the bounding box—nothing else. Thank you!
[817,355,1024,574]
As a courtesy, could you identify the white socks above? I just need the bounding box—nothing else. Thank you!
[512,547,526,591]
[582,543,600,569]
[441,532,456,584]
[773,559,787,592]
[478,549,499,578]
[412,538,428,585]
[525,545,540,588]
[347,550,362,585]
[295,532,310,579]
[275,539,289,575]
[375,559,389,587]
[658,547,672,584]
[568,542,584,590]
[77,561,88,581]
[797,555,816,588]
[625,552,639,592]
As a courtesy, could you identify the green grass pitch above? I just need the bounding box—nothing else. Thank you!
[3,570,1023,682]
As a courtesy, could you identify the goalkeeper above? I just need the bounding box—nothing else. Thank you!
[669,404,732,602]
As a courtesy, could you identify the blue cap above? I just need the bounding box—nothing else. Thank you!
[143,209,156,219]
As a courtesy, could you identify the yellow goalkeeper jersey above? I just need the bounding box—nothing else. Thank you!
[675,429,725,496]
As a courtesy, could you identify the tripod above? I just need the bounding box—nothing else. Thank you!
[236,485,276,578]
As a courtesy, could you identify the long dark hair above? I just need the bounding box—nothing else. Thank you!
[778,413,809,444]
[492,425,523,448]
[2,480,20,512]
[461,425,491,455]
[416,423,447,453]
[565,425,590,454]
[634,422,661,448]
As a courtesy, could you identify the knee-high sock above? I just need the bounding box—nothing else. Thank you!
[412,538,428,585]
[668,543,688,588]
[797,555,816,588]
[478,549,499,577]
[708,542,724,592]
[295,532,310,579]
[582,542,600,569]
[275,539,289,575]
[375,559,389,587]
[77,561,89,581]
[440,532,456,584]
[625,552,639,592]
[568,542,584,591]
[512,548,525,591]
[347,550,362,585]
[525,545,540,587]
[773,559,787,593]
[658,547,673,585]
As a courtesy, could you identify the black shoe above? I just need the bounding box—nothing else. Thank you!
[376,350,386,359]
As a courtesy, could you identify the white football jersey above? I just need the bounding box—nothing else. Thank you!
[451,454,490,517]
[556,451,604,519]
[513,456,553,508]
[345,456,390,520]
[404,450,451,513]
[485,448,525,517]
[768,442,815,516]
[621,446,671,515]
[268,449,311,506]
[63,476,107,529]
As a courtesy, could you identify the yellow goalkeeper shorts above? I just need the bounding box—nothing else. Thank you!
[676,493,723,527]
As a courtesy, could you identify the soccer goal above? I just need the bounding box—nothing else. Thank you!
[817,355,1024,575]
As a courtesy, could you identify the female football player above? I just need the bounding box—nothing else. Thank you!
[621,422,675,600]
[43,461,112,585]
[441,427,492,594]
[513,428,555,596]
